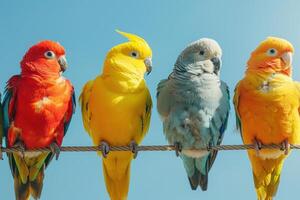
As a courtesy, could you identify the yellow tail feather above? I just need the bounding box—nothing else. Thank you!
[102,153,132,200]
[249,152,285,200]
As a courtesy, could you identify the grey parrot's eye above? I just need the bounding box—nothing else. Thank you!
[44,51,56,59]
[267,48,277,57]
[130,51,139,59]
[199,50,205,56]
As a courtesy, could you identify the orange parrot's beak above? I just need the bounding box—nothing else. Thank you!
[280,52,293,76]
[280,52,292,66]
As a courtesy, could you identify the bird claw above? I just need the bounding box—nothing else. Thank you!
[207,141,213,152]
[14,141,26,158]
[174,142,182,157]
[50,143,61,160]
[253,138,262,156]
[129,141,138,159]
[100,141,110,158]
[280,139,290,155]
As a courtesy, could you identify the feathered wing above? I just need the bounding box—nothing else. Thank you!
[79,79,94,134]
[3,76,20,177]
[63,87,76,136]
[0,94,3,149]
[140,88,152,139]
[233,80,242,133]
[3,75,36,200]
[156,79,172,119]
[294,81,300,115]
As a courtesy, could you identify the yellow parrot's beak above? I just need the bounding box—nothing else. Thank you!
[144,57,152,75]
[281,52,292,66]
[58,55,68,72]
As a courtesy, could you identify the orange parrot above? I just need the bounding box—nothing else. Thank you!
[234,37,300,200]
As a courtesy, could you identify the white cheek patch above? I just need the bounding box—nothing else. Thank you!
[34,97,52,113]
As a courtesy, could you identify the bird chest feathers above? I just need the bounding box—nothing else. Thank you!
[239,73,300,146]
[172,77,223,108]
[19,77,70,115]
[15,77,71,131]
[88,77,149,145]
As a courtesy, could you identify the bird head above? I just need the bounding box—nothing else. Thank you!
[21,40,68,77]
[175,38,222,76]
[247,37,294,76]
[103,30,152,78]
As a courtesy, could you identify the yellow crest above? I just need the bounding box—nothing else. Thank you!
[116,30,147,45]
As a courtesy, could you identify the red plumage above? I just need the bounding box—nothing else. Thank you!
[6,40,74,149]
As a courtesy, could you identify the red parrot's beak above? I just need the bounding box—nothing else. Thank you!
[58,55,68,72]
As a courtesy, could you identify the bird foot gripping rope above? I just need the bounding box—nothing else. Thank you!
[129,141,139,159]
[280,139,290,155]
[100,141,110,158]
[174,142,182,157]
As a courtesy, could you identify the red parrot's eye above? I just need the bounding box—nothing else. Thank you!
[44,51,56,59]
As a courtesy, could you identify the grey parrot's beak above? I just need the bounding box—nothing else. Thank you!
[211,57,221,74]
[144,57,152,75]
[58,55,68,72]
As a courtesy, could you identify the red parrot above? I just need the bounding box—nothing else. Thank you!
[2,40,76,200]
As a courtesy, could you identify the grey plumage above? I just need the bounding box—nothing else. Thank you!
[157,38,230,190]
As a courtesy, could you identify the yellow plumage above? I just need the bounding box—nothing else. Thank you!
[79,30,152,200]
[234,37,300,200]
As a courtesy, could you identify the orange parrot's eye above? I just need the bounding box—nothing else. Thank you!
[266,48,278,57]
[44,51,56,59]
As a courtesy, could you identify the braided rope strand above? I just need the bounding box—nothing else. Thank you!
[1,144,300,153]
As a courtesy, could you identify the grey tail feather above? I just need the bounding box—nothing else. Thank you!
[199,173,208,191]
[199,159,210,191]
[14,174,30,200]
[30,167,45,199]
[188,169,200,190]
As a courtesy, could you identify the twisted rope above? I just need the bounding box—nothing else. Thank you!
[1,144,300,153]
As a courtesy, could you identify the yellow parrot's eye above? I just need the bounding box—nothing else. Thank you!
[130,51,139,59]
[266,48,277,57]
[44,51,56,59]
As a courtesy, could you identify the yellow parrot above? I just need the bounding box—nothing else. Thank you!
[234,37,300,200]
[79,30,152,200]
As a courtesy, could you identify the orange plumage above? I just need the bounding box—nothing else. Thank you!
[234,37,300,200]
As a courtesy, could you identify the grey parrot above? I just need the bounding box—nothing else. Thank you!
[156,38,230,190]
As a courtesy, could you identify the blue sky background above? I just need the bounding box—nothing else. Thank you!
[1,0,300,199]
